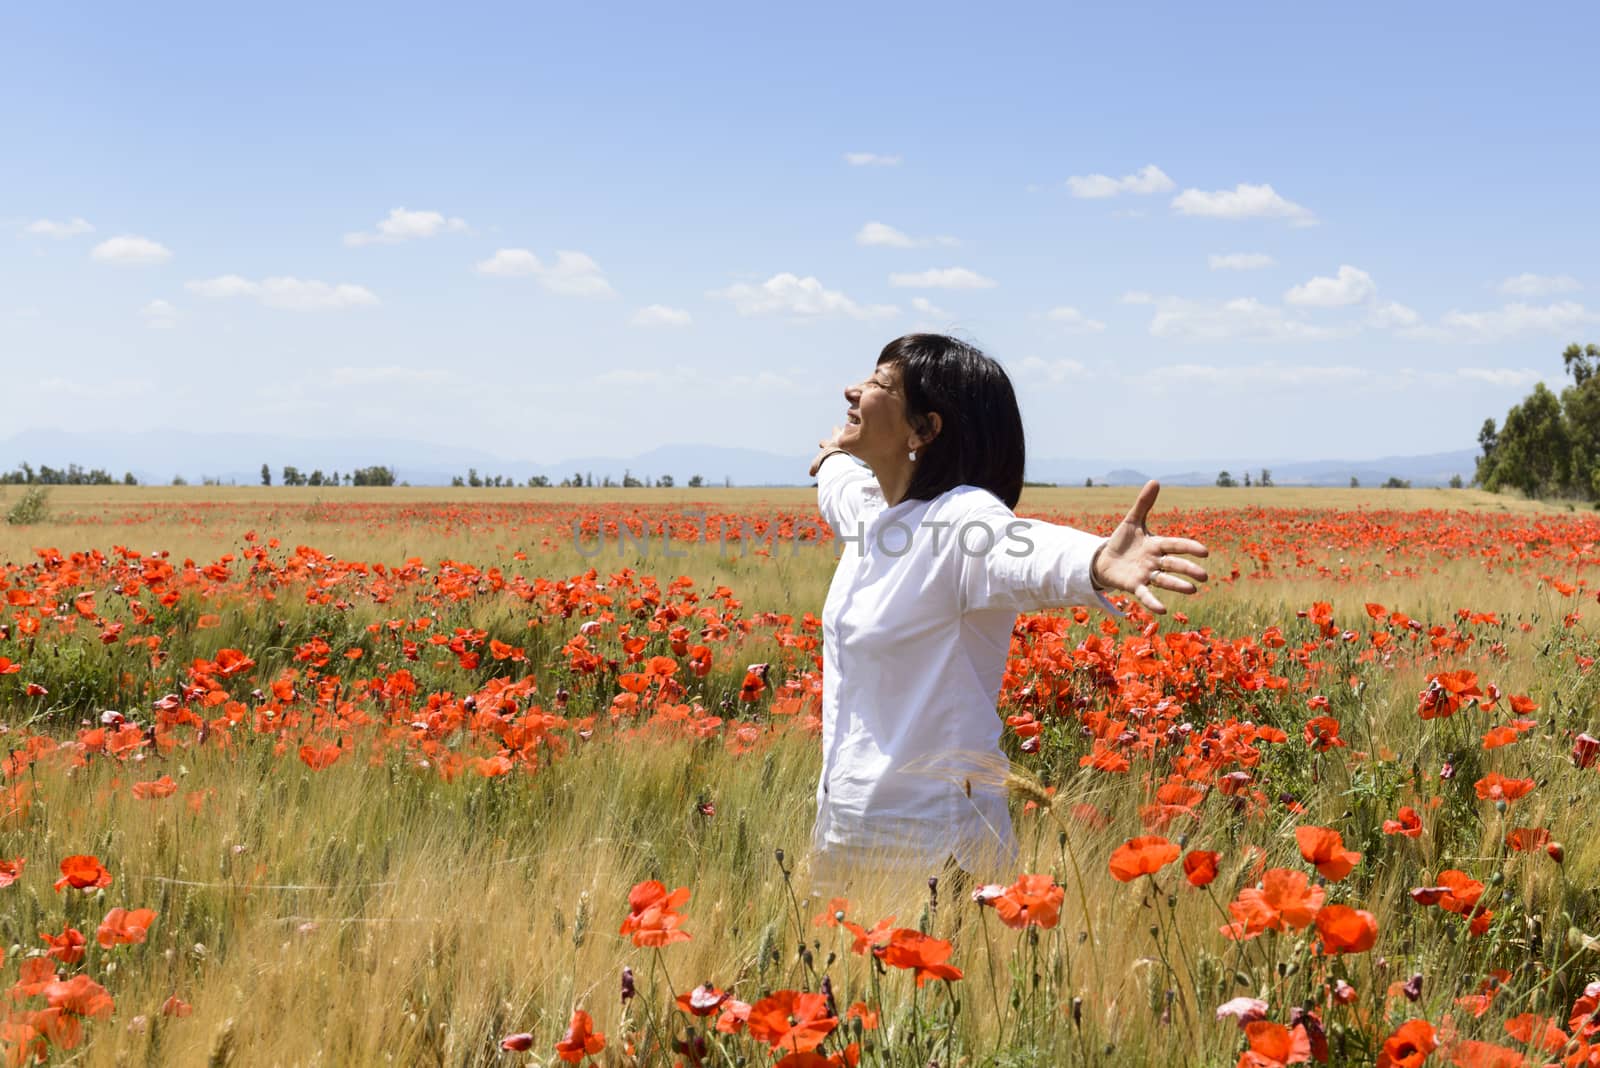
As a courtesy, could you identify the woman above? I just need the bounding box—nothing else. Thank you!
[805,334,1210,896]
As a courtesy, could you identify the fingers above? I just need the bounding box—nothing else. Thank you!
[1155,555,1208,583]
[1148,570,1198,595]
[1134,584,1167,614]
[1158,536,1209,559]
[1120,480,1161,531]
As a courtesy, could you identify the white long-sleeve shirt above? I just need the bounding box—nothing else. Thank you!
[811,452,1117,886]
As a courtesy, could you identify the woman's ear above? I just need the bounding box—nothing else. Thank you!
[913,411,943,450]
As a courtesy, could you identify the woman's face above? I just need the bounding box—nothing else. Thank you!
[840,360,916,463]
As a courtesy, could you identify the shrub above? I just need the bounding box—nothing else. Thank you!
[5,486,50,525]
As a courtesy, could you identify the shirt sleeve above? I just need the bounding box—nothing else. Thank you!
[955,501,1123,617]
[815,452,877,540]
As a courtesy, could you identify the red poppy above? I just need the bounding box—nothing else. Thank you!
[1238,1020,1312,1067]
[746,990,838,1052]
[1502,1013,1567,1054]
[1294,826,1362,881]
[675,983,729,1017]
[1183,850,1220,887]
[0,857,24,887]
[43,974,115,1018]
[552,1008,605,1063]
[841,915,895,956]
[1108,836,1181,882]
[1223,868,1325,940]
[875,929,963,986]
[1314,904,1377,954]
[298,743,342,771]
[132,776,178,800]
[619,879,691,947]
[54,854,112,892]
[1446,1040,1529,1067]
[1474,773,1535,803]
[1303,715,1346,751]
[1382,807,1423,838]
[1377,1020,1437,1068]
[1504,827,1550,853]
[96,907,158,948]
[40,926,87,964]
[989,874,1064,929]
[812,897,851,927]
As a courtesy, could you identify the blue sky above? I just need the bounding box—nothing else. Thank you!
[4,1,1597,465]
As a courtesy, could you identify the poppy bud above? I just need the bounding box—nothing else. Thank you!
[1548,842,1566,864]
[1402,973,1423,1002]
[620,966,635,1003]
[499,1033,534,1052]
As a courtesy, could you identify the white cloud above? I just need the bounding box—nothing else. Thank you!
[1367,301,1421,329]
[1456,367,1546,388]
[844,152,901,167]
[854,221,960,249]
[140,299,177,329]
[1404,301,1600,343]
[474,248,614,296]
[887,267,997,290]
[1498,273,1582,297]
[1285,265,1376,307]
[343,207,468,247]
[1171,183,1316,225]
[910,296,950,319]
[1142,295,1340,342]
[708,272,898,320]
[475,249,540,276]
[1065,164,1174,199]
[630,304,693,327]
[185,275,380,310]
[1019,356,1091,383]
[328,366,457,387]
[1146,362,1372,388]
[91,235,172,265]
[23,217,93,238]
[1044,306,1106,332]
[1208,252,1275,271]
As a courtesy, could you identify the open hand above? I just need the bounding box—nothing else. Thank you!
[1091,480,1209,614]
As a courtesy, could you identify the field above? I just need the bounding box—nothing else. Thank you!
[2,482,1599,1067]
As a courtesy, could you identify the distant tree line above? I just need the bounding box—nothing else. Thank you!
[1,463,136,485]
[1215,469,1274,488]
[1477,343,1600,500]
[271,465,397,487]
[450,468,709,488]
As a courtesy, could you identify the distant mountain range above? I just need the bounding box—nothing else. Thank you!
[0,429,1480,488]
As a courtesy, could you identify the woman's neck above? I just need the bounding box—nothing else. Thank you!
[871,457,914,507]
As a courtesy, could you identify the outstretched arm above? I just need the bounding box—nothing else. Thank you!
[1089,480,1209,614]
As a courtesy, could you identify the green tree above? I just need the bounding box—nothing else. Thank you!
[261,463,272,486]
[1478,381,1570,497]
[1215,470,1237,488]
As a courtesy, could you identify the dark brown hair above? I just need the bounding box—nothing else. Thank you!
[876,334,1026,509]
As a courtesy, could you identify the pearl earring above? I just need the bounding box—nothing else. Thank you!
[909,450,917,462]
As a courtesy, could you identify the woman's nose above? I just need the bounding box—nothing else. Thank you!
[844,382,861,403]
